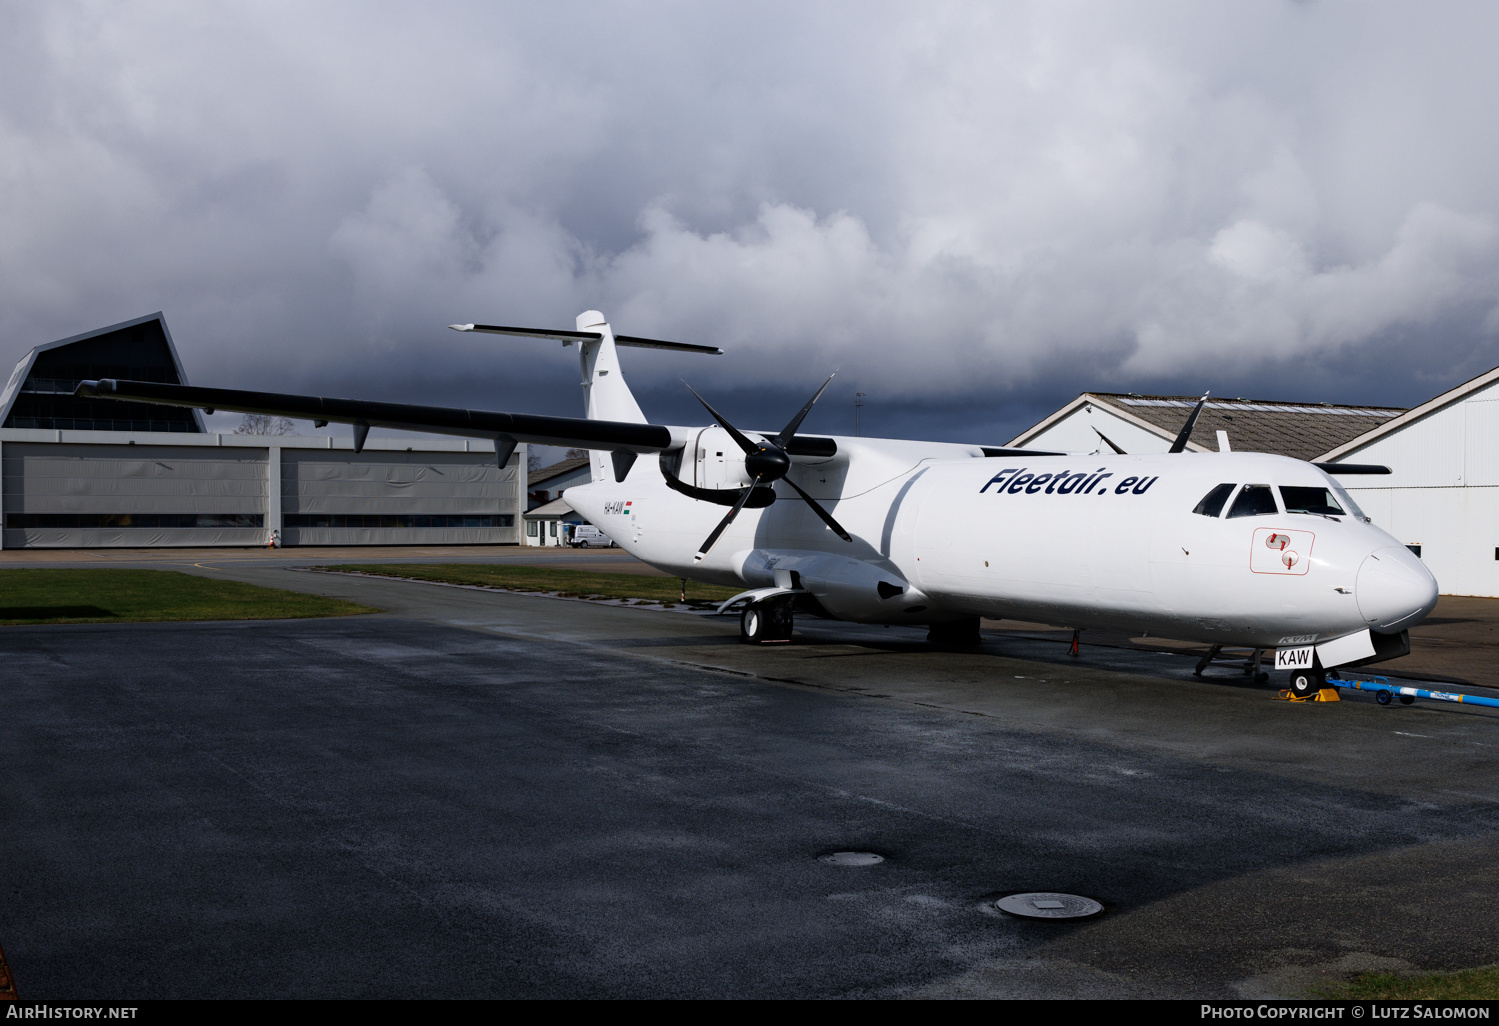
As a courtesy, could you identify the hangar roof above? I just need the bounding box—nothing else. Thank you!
[1010,392,1407,461]
[523,497,577,520]
[529,456,591,486]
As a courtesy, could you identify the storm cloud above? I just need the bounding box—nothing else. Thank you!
[3,1,1498,442]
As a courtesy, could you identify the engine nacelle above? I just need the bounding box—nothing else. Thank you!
[735,549,954,623]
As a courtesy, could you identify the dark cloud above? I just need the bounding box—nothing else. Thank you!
[3,1,1499,442]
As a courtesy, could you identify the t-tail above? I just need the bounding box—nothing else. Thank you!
[450,312,721,483]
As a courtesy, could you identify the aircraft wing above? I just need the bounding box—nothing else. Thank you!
[76,378,673,458]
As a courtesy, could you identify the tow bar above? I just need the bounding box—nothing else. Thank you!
[1332,675,1499,709]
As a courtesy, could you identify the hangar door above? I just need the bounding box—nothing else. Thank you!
[280,449,520,546]
[2,442,268,548]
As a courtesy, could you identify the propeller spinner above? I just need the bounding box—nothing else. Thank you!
[677,374,852,562]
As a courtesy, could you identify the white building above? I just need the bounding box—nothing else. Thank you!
[522,497,585,547]
[1318,367,1499,598]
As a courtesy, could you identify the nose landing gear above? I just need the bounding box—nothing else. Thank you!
[1288,665,1327,699]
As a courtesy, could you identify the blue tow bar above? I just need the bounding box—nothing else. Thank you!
[1333,676,1499,710]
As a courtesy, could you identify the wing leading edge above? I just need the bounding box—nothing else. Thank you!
[76,379,673,475]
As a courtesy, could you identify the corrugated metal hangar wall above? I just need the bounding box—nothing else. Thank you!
[0,433,522,549]
[0,312,524,549]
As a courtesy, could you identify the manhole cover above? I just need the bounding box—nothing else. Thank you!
[819,851,885,866]
[995,892,1102,919]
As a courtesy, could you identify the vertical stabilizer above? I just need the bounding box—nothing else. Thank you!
[576,311,647,423]
[575,311,647,482]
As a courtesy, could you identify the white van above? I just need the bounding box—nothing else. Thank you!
[570,524,616,548]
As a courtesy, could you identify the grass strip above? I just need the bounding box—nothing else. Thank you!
[1324,965,1499,1000]
[321,563,743,606]
[0,568,376,625]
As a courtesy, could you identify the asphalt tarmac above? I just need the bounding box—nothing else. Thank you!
[3,550,1498,998]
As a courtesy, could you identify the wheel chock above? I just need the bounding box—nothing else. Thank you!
[1274,688,1340,703]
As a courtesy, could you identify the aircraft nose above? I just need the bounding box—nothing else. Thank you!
[1355,546,1438,631]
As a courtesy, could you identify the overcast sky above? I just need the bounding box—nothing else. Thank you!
[4,1,1499,444]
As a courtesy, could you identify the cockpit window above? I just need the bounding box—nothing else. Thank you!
[1192,483,1236,518]
[1226,484,1278,518]
[1279,486,1345,517]
[1327,479,1367,521]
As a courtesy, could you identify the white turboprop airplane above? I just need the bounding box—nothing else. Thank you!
[78,310,1438,698]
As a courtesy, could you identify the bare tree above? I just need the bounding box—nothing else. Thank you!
[528,448,543,473]
[234,414,297,436]
[564,448,589,460]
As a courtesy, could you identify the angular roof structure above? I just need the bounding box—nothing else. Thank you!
[1010,392,1406,461]
[1,313,205,432]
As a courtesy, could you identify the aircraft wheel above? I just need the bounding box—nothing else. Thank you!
[741,603,765,643]
[1288,666,1325,699]
[741,600,793,644]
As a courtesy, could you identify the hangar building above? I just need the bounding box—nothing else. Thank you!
[1010,380,1499,598]
[0,313,524,549]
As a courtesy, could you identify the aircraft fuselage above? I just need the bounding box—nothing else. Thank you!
[566,440,1437,651]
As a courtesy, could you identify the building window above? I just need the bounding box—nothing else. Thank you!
[282,514,514,528]
[549,521,557,537]
[527,521,539,537]
[5,513,263,528]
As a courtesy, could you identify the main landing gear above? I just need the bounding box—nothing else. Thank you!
[740,596,794,644]
[1287,664,1327,700]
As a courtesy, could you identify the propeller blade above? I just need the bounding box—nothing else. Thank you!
[683,382,759,455]
[694,474,764,562]
[774,372,836,447]
[1093,427,1127,455]
[1168,391,1210,453]
[780,476,852,542]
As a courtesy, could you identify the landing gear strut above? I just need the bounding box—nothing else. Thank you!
[1193,645,1269,683]
[740,597,794,644]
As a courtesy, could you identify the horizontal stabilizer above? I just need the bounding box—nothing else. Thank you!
[76,379,673,453]
[451,323,722,355]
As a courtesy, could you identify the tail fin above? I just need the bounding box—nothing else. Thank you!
[450,312,717,484]
[574,312,645,483]
[575,311,647,425]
